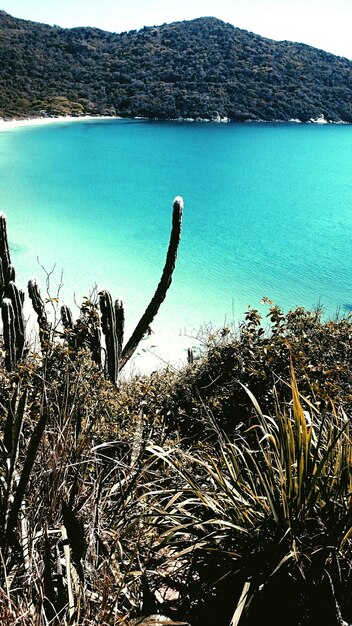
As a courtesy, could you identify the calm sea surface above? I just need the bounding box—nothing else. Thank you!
[0,119,351,370]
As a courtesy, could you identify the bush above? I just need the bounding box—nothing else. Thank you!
[169,303,352,440]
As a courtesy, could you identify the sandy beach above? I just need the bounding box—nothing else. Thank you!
[0,115,118,132]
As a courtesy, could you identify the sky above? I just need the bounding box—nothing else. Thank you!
[1,0,352,60]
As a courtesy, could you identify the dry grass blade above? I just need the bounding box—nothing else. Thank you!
[134,618,189,625]
[230,580,251,626]
[61,523,75,620]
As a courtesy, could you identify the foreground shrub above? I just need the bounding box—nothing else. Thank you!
[170,303,352,440]
[0,305,351,625]
[148,366,352,625]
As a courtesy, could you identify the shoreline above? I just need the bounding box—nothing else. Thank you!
[0,114,119,132]
[0,113,350,132]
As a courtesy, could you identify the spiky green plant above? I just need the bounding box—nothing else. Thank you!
[148,366,352,625]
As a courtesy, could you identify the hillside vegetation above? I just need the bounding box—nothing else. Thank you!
[1,11,352,122]
[1,284,352,626]
[0,207,351,625]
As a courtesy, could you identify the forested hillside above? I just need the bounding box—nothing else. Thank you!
[1,11,352,122]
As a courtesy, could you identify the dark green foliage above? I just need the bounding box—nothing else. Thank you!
[144,361,352,626]
[60,297,102,367]
[0,12,352,122]
[158,304,352,440]
[0,191,350,624]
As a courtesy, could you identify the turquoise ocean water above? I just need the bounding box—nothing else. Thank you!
[0,119,351,370]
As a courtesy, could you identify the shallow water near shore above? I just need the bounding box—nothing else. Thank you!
[0,118,351,371]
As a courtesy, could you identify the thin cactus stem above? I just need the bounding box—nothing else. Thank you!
[4,281,25,359]
[28,279,46,322]
[6,265,15,283]
[61,304,74,330]
[0,214,11,289]
[0,259,4,292]
[1,298,16,371]
[119,196,183,371]
[28,279,50,351]
[115,299,125,360]
[90,324,102,367]
[99,290,118,383]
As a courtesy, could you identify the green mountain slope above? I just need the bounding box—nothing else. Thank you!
[1,11,352,122]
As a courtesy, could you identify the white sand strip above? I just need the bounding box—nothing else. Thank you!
[0,115,118,132]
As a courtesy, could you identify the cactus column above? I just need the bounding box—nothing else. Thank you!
[1,298,17,372]
[118,196,183,372]
[98,196,183,381]
[99,290,119,383]
[28,279,50,352]
[0,214,25,370]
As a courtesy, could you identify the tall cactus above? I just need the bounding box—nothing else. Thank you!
[118,196,183,371]
[0,214,26,369]
[0,214,11,291]
[99,290,118,383]
[115,298,124,360]
[3,281,25,359]
[98,197,183,380]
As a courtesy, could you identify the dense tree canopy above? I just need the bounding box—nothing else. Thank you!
[0,11,352,122]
